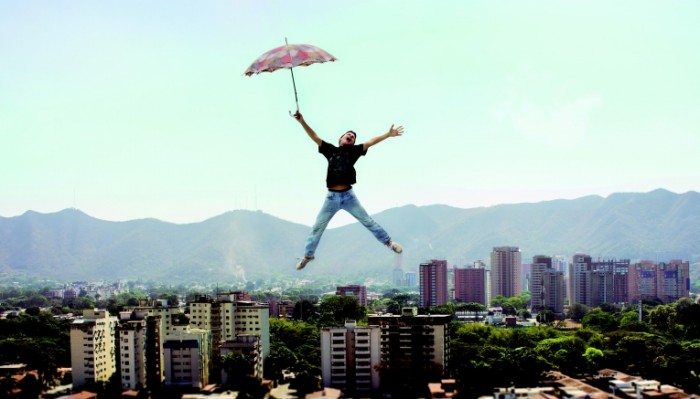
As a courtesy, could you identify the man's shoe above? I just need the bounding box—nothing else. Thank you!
[296,256,314,270]
[387,241,403,254]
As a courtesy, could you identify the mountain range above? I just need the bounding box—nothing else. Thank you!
[1,189,698,283]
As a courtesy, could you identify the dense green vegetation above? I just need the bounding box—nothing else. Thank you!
[265,292,700,397]
[2,285,699,398]
[0,311,71,396]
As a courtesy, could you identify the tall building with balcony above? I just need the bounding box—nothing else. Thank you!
[336,285,368,307]
[368,308,451,392]
[321,320,381,392]
[70,309,118,388]
[569,253,592,306]
[568,254,630,307]
[453,262,489,306]
[529,255,564,314]
[189,293,270,383]
[490,246,522,298]
[220,335,264,380]
[121,299,180,389]
[116,319,147,390]
[628,260,690,304]
[162,325,211,389]
[419,259,448,307]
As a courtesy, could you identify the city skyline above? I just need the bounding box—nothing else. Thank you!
[2,2,699,228]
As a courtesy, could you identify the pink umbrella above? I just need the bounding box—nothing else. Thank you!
[244,39,337,113]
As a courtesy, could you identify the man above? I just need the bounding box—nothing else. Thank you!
[293,111,404,270]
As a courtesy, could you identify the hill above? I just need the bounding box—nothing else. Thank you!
[1,189,698,282]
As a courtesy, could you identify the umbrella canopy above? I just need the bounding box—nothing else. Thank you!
[244,43,336,76]
[244,42,337,113]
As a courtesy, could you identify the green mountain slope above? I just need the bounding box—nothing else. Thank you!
[1,189,698,282]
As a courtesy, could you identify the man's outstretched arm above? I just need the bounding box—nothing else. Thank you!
[363,124,404,151]
[293,112,322,146]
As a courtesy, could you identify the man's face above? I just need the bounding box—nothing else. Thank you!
[339,131,356,146]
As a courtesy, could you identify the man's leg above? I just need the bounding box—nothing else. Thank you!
[342,189,392,245]
[303,192,340,258]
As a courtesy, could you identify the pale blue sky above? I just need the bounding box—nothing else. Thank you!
[2,1,698,227]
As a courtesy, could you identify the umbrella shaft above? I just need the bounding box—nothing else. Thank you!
[289,67,299,112]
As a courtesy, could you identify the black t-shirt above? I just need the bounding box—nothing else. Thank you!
[319,141,367,187]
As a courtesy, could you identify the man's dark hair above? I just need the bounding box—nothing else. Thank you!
[338,130,357,145]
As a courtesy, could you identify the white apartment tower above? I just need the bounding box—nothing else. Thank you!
[162,325,211,389]
[189,293,270,385]
[70,309,119,388]
[190,295,270,359]
[116,319,147,390]
[125,299,180,384]
[320,320,382,392]
[231,301,270,359]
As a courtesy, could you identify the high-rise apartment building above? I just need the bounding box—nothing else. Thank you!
[367,308,451,391]
[568,254,630,308]
[419,259,448,307]
[569,253,592,306]
[125,300,180,388]
[230,300,270,359]
[529,255,564,314]
[552,255,569,303]
[453,262,489,306]
[404,271,417,287]
[189,293,270,384]
[221,335,264,380]
[628,260,690,304]
[320,320,382,392]
[70,309,118,388]
[190,294,270,356]
[336,285,368,307]
[116,319,147,390]
[162,325,211,389]
[490,247,522,298]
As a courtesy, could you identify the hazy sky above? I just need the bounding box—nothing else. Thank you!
[2,1,698,227]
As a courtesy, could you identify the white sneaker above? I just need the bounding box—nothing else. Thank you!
[296,256,314,270]
[387,241,403,254]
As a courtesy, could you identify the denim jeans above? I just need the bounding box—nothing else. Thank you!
[304,188,391,257]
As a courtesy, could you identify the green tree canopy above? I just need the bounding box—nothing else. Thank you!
[567,303,591,322]
[318,295,365,327]
[582,309,619,332]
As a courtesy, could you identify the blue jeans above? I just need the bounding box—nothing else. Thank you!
[304,188,391,257]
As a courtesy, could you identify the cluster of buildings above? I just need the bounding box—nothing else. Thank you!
[69,289,454,396]
[65,248,692,396]
[46,281,126,301]
[404,246,690,315]
[483,369,694,399]
[70,292,269,394]
[321,307,451,394]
